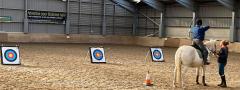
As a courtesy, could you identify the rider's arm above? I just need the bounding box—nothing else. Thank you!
[202,26,210,31]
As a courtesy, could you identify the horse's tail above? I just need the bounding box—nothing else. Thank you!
[175,46,183,83]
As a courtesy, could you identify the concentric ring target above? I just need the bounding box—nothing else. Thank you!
[4,49,18,62]
[93,49,103,60]
[153,50,161,59]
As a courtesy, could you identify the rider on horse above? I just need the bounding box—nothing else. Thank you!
[191,19,210,65]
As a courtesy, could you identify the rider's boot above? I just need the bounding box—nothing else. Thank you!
[203,58,210,65]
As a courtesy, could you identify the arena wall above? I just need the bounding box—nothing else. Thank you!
[1,0,240,52]
[1,32,239,53]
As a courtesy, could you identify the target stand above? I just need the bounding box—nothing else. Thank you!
[1,46,21,65]
[89,47,106,63]
[150,48,164,62]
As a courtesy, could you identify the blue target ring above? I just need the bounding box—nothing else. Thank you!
[4,49,17,62]
[93,49,103,60]
[153,50,161,59]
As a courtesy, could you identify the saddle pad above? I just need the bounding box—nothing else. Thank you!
[196,49,203,59]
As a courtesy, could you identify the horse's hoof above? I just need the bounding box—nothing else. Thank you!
[196,82,200,85]
[203,84,208,86]
[173,85,176,88]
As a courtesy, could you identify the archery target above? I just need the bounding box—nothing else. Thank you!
[0,51,1,62]
[1,47,20,65]
[150,48,164,62]
[90,47,106,63]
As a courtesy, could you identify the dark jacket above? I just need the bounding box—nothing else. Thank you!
[217,47,228,63]
[192,25,210,41]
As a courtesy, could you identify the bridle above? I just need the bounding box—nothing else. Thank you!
[206,44,217,55]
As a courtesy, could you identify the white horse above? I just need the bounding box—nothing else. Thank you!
[173,40,217,88]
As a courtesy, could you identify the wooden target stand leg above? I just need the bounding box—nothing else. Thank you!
[84,50,90,63]
[0,44,2,63]
[144,50,153,86]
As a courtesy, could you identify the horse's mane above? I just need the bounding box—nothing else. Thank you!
[204,40,216,46]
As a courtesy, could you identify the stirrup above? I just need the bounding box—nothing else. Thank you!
[204,62,210,65]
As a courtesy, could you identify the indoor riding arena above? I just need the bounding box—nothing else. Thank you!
[0,0,240,90]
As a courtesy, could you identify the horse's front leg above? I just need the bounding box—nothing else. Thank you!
[202,66,207,86]
[196,67,200,84]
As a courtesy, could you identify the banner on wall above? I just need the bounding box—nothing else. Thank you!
[27,10,66,24]
[0,16,11,22]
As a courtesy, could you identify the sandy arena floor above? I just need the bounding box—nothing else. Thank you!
[0,43,239,90]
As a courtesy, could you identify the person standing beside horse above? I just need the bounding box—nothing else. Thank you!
[217,40,229,87]
[191,19,210,65]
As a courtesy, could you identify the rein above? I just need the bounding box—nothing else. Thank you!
[205,44,216,55]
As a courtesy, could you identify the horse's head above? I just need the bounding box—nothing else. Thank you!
[204,40,217,63]
[204,39,217,55]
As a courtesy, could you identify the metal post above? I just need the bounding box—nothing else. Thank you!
[65,0,70,35]
[90,0,93,34]
[113,4,116,35]
[145,8,147,36]
[230,11,237,42]
[78,0,81,34]
[23,0,28,33]
[102,0,106,35]
[159,12,164,37]
[132,12,138,36]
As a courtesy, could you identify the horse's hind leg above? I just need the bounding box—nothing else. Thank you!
[181,66,187,88]
[202,66,207,86]
[173,66,177,87]
[196,67,200,84]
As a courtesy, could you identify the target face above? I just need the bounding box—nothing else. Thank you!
[90,47,106,63]
[150,48,164,62]
[4,49,18,62]
[1,47,20,65]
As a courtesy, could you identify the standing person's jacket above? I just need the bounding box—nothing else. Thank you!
[218,47,228,63]
[192,25,210,41]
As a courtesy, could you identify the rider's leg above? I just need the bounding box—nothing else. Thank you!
[194,40,209,64]
[199,43,209,64]
[193,39,202,51]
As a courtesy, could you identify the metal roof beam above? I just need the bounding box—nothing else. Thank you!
[142,0,164,11]
[176,0,197,12]
[110,0,137,13]
[217,0,235,11]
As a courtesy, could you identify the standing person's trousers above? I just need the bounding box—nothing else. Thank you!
[219,63,226,76]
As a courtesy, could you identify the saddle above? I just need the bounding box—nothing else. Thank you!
[191,44,203,59]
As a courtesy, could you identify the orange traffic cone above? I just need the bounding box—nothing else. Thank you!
[144,71,153,86]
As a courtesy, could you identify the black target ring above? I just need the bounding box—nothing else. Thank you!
[93,49,103,60]
[4,49,18,62]
[153,50,161,59]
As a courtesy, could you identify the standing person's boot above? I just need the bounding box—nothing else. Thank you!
[220,76,227,87]
[218,76,223,86]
